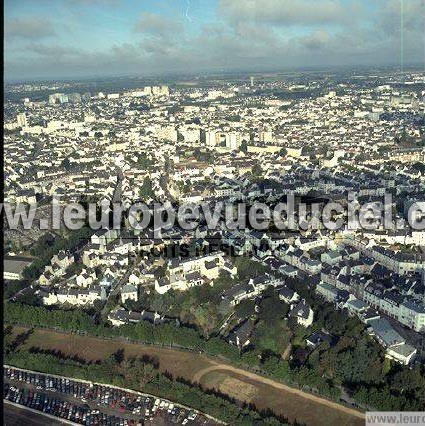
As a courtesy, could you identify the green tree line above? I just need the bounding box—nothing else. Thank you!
[4,348,290,425]
[5,301,424,411]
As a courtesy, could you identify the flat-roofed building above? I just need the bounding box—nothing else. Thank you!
[4,257,32,280]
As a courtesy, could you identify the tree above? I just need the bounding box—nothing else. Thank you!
[258,294,289,323]
[253,320,292,355]
[235,299,256,319]
[226,114,241,122]
[251,163,263,180]
[139,177,154,200]
[235,257,268,280]
[110,348,125,364]
[137,155,154,169]
[61,157,71,170]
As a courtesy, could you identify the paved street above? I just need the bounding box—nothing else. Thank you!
[4,402,65,426]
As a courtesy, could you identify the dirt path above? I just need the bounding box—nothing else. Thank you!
[282,343,292,360]
[193,362,365,420]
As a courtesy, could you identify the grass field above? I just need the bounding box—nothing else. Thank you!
[11,326,212,381]
[9,326,364,426]
[199,369,363,426]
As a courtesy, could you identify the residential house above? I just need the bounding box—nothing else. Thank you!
[306,331,335,348]
[227,320,254,351]
[288,299,314,327]
[278,286,300,304]
[121,284,138,304]
[368,318,417,365]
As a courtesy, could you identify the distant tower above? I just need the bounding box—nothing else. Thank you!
[250,76,254,87]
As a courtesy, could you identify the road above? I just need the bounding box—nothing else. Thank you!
[100,266,135,319]
[160,155,174,202]
[109,266,134,297]
[8,284,35,303]
[112,166,123,204]
[3,402,66,426]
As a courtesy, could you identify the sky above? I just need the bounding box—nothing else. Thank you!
[4,0,425,81]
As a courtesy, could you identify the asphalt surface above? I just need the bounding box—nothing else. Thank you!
[3,402,65,426]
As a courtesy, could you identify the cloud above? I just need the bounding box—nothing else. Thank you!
[219,0,363,26]
[135,12,183,39]
[24,43,80,57]
[377,0,424,33]
[5,17,56,40]
[4,0,425,80]
[67,0,121,4]
[297,30,330,50]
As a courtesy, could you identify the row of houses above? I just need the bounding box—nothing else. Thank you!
[221,273,283,308]
[344,237,424,275]
[316,282,418,365]
[280,247,322,275]
[154,252,236,294]
[41,285,108,306]
[39,251,75,286]
[363,284,425,332]
[108,307,179,327]
[318,278,425,333]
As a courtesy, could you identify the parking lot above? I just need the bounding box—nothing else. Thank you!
[4,366,220,426]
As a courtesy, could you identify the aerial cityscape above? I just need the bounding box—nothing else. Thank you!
[3,1,425,426]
